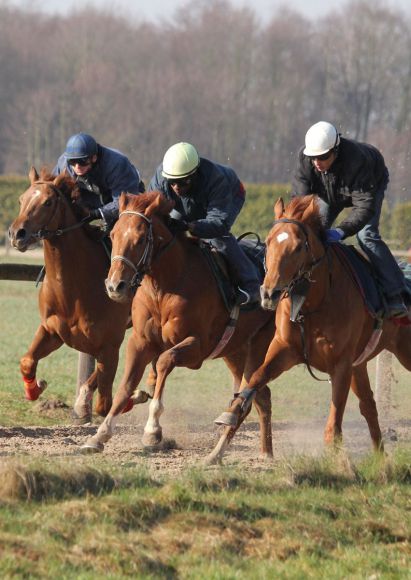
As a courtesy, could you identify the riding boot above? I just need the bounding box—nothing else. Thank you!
[209,234,261,304]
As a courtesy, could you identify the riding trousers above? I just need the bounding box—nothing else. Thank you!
[317,189,407,298]
[207,193,260,294]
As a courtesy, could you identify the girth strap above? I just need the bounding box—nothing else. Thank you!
[206,305,240,359]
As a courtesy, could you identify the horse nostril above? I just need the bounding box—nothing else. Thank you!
[16,228,27,240]
[117,280,127,293]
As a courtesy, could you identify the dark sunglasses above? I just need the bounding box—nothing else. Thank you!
[309,149,335,161]
[68,157,92,167]
[168,176,193,186]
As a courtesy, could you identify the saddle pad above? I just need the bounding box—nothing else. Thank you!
[332,243,384,318]
[199,236,266,312]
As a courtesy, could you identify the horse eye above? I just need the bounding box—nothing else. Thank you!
[44,199,52,207]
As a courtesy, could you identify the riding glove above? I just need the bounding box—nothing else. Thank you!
[325,228,344,243]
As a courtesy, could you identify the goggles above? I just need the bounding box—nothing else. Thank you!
[68,157,92,167]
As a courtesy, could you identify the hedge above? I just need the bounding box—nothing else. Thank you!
[0,176,409,248]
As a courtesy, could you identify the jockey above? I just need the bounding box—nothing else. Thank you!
[148,142,261,306]
[53,132,145,229]
[292,121,408,318]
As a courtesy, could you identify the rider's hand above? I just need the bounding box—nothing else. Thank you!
[325,228,344,243]
[169,218,189,232]
[83,209,103,223]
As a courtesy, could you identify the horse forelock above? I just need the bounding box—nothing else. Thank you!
[285,195,324,236]
[120,190,174,217]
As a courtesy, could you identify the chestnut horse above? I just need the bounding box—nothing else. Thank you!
[8,167,141,422]
[211,195,411,459]
[80,191,275,459]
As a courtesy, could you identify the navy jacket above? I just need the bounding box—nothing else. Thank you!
[292,137,389,237]
[148,158,245,238]
[53,144,144,223]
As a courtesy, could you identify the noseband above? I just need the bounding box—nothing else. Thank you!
[111,211,154,289]
[268,217,327,294]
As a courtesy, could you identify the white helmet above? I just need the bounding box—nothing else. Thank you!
[161,142,200,179]
[303,122,340,157]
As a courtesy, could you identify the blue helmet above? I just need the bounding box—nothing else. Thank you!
[64,133,98,159]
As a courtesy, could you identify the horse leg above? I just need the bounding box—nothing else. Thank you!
[350,364,383,451]
[142,336,202,447]
[80,334,155,453]
[390,326,411,371]
[253,386,273,459]
[93,348,120,417]
[132,359,158,404]
[20,324,63,400]
[323,365,352,448]
[72,369,98,424]
[209,340,295,464]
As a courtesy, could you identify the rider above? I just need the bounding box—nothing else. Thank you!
[292,121,408,318]
[53,132,145,228]
[148,142,261,305]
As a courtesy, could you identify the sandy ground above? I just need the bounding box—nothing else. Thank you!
[0,408,409,476]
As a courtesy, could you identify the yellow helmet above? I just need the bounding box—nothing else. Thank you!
[162,142,200,179]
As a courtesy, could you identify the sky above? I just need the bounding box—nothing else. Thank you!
[5,0,411,23]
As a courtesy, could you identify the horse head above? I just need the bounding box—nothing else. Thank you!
[106,191,175,302]
[261,195,324,310]
[8,166,79,252]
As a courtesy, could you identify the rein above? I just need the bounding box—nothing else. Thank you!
[111,210,176,289]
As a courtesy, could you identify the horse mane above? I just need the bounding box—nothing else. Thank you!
[284,195,325,237]
[119,190,175,216]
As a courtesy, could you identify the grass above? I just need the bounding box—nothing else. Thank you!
[0,452,409,578]
[0,251,410,578]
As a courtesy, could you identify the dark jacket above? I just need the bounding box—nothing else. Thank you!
[148,157,245,238]
[292,137,389,237]
[53,145,145,223]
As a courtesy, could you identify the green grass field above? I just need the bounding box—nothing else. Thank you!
[0,252,410,578]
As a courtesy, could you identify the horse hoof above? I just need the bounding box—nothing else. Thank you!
[214,412,237,427]
[142,430,162,447]
[80,440,104,454]
[72,412,92,426]
[203,454,223,466]
[131,390,150,404]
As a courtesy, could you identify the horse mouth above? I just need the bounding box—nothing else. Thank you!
[260,288,282,311]
[105,278,132,303]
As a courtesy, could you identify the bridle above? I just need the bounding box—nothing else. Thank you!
[269,217,331,382]
[267,217,328,296]
[30,181,87,240]
[111,210,175,290]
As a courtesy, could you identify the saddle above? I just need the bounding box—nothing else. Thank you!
[199,233,265,312]
[332,243,411,321]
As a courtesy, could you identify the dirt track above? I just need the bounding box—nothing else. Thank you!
[0,411,409,475]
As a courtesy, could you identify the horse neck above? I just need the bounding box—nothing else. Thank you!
[42,205,100,278]
[147,223,192,287]
[304,230,330,307]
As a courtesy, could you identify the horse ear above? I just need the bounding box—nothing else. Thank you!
[301,195,317,222]
[274,197,284,219]
[118,192,130,212]
[53,172,66,188]
[29,166,39,184]
[145,191,173,217]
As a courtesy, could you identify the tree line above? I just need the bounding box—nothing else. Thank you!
[1,0,411,205]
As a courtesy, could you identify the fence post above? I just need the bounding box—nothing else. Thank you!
[76,352,95,398]
[375,350,393,422]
